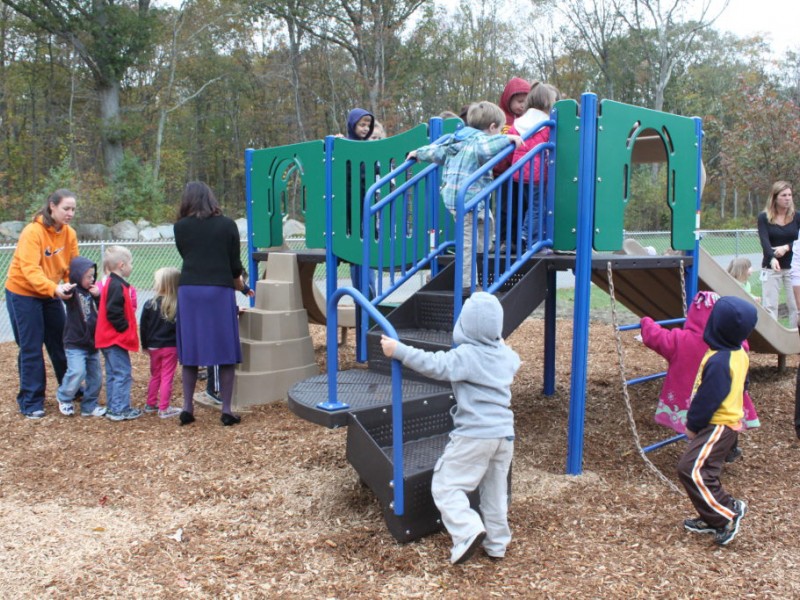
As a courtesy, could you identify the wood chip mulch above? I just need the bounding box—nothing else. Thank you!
[1,319,799,598]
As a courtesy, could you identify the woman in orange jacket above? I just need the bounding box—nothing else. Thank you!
[5,189,80,419]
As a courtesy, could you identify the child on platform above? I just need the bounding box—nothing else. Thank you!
[677,296,757,546]
[508,82,561,249]
[408,101,522,289]
[55,256,106,417]
[95,245,141,421]
[139,267,182,418]
[381,292,521,564]
[640,291,759,462]
[495,77,532,245]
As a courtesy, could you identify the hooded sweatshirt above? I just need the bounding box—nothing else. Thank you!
[494,77,532,176]
[499,77,532,130]
[641,292,760,433]
[63,256,99,351]
[5,215,79,298]
[686,296,758,433]
[346,108,375,140]
[391,292,521,438]
[414,127,512,213]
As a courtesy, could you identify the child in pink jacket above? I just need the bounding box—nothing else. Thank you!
[640,291,759,460]
[507,82,560,249]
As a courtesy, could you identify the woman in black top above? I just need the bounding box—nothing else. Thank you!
[757,180,800,328]
[174,181,244,426]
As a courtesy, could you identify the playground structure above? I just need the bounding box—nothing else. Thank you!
[242,93,785,542]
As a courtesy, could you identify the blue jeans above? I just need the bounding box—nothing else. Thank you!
[349,264,377,299]
[102,345,132,414]
[6,289,67,415]
[57,348,102,413]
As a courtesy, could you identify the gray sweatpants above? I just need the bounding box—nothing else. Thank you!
[432,434,513,557]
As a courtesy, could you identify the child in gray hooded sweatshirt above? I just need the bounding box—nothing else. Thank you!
[381,291,520,565]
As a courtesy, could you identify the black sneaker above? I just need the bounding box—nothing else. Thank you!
[714,499,747,546]
[724,446,743,463]
[683,517,715,534]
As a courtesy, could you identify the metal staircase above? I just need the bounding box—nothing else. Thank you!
[287,257,549,541]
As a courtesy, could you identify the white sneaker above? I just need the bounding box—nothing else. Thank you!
[450,530,486,565]
[58,402,75,416]
[81,406,107,417]
[158,406,182,419]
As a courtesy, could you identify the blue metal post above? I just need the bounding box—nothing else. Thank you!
[566,93,598,475]
[686,116,704,306]
[543,268,556,396]
[244,148,256,307]
[323,136,340,404]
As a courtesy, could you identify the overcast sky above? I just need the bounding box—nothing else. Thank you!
[152,0,798,56]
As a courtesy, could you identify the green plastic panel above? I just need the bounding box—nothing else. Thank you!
[594,100,699,251]
[249,140,325,248]
[551,99,581,251]
[329,124,432,265]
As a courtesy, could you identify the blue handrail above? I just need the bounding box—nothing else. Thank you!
[320,286,407,516]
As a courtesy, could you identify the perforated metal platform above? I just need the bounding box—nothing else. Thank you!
[287,369,453,428]
[380,433,449,477]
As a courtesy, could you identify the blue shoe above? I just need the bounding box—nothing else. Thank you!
[24,410,46,420]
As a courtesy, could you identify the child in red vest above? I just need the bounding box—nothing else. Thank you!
[95,245,141,421]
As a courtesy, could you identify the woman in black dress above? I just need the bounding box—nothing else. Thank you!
[174,181,243,426]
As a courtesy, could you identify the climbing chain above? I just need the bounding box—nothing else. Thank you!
[679,259,687,318]
[607,261,681,494]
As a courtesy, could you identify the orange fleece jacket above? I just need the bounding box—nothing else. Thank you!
[5,216,79,298]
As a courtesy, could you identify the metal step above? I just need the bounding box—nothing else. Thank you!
[367,327,452,376]
[287,369,452,428]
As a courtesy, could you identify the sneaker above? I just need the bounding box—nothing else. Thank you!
[58,402,75,416]
[683,517,716,534]
[106,407,143,421]
[159,406,181,419]
[450,530,486,565]
[81,406,107,417]
[714,499,747,546]
[196,390,223,407]
[724,446,743,463]
[24,410,46,420]
[122,407,143,420]
[144,404,158,414]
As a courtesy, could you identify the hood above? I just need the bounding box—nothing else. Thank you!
[346,108,375,140]
[703,296,757,350]
[684,291,719,335]
[513,108,550,137]
[68,256,96,287]
[499,77,532,124]
[452,126,481,142]
[453,292,503,346]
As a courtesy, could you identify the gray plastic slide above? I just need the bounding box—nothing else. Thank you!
[618,240,799,355]
[696,246,799,355]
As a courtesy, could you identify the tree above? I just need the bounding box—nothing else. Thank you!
[616,0,728,112]
[0,0,157,175]
[259,0,427,115]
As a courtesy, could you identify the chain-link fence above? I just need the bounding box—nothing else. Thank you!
[0,240,253,343]
[0,230,768,342]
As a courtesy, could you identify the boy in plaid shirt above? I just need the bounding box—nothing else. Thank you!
[409,102,521,289]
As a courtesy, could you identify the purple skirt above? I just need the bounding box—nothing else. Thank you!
[176,285,242,366]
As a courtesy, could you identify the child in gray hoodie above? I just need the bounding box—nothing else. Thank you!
[381,291,521,564]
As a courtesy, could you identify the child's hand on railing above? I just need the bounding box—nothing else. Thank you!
[406,150,417,161]
[506,134,523,148]
[380,334,397,358]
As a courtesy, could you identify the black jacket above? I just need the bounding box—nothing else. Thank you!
[139,296,177,349]
[63,256,99,351]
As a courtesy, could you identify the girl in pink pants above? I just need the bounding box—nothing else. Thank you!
[139,267,181,418]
